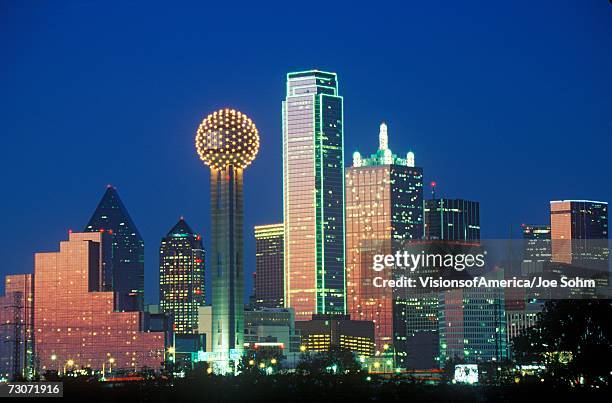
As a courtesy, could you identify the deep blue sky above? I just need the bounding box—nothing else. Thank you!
[1,1,611,303]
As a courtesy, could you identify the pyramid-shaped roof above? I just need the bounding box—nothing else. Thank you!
[166,217,195,237]
[84,185,143,241]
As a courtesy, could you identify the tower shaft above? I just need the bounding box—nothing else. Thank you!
[210,165,244,362]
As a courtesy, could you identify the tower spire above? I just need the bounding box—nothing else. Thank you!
[379,122,388,151]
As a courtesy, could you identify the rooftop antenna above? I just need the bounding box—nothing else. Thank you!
[430,181,437,199]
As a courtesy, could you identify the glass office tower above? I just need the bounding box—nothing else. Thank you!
[34,232,164,372]
[346,122,423,351]
[550,200,609,269]
[424,198,480,242]
[254,224,284,308]
[282,70,345,321]
[84,185,145,311]
[159,218,205,335]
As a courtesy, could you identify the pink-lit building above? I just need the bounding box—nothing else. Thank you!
[34,232,165,372]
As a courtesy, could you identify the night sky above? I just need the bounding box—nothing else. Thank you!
[1,1,610,303]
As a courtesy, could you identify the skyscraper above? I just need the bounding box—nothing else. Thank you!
[521,224,551,275]
[438,284,508,366]
[34,232,164,372]
[84,185,144,311]
[345,122,423,351]
[425,199,480,242]
[159,218,205,335]
[254,224,284,308]
[282,70,345,321]
[195,108,259,372]
[550,200,609,269]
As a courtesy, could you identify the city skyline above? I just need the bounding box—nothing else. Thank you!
[2,2,612,307]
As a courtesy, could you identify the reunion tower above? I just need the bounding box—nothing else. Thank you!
[195,108,260,372]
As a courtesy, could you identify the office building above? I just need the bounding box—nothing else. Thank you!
[84,185,145,311]
[550,200,608,269]
[254,224,284,308]
[34,232,165,372]
[521,224,551,275]
[425,199,480,242]
[159,218,205,335]
[244,308,301,353]
[295,314,375,357]
[282,70,346,321]
[345,122,423,351]
[438,271,508,366]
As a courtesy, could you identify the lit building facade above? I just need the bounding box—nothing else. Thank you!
[34,232,165,372]
[345,122,423,351]
[244,308,301,353]
[521,224,551,275]
[85,185,145,311]
[282,70,346,321]
[550,200,608,269]
[295,315,375,357]
[438,279,507,366]
[0,274,33,380]
[159,218,205,335]
[424,199,480,242]
[254,224,284,308]
[195,108,260,372]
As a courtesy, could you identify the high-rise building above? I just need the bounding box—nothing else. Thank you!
[521,224,551,275]
[438,271,508,366]
[345,122,423,351]
[0,274,33,380]
[84,185,145,311]
[195,108,260,372]
[34,232,165,372]
[550,200,608,269]
[425,199,480,242]
[159,218,205,335]
[282,70,346,321]
[254,224,284,308]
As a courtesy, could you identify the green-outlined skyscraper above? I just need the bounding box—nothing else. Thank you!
[282,70,346,321]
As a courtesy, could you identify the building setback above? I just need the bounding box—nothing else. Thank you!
[34,232,164,372]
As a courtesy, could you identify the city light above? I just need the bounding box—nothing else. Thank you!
[195,108,260,170]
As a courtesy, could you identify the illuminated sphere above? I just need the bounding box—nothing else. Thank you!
[195,108,260,170]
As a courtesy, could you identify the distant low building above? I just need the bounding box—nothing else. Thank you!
[295,315,375,357]
[244,307,301,353]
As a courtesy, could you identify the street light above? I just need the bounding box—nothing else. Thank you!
[51,354,59,373]
[64,359,74,375]
[109,358,115,374]
[270,358,277,365]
